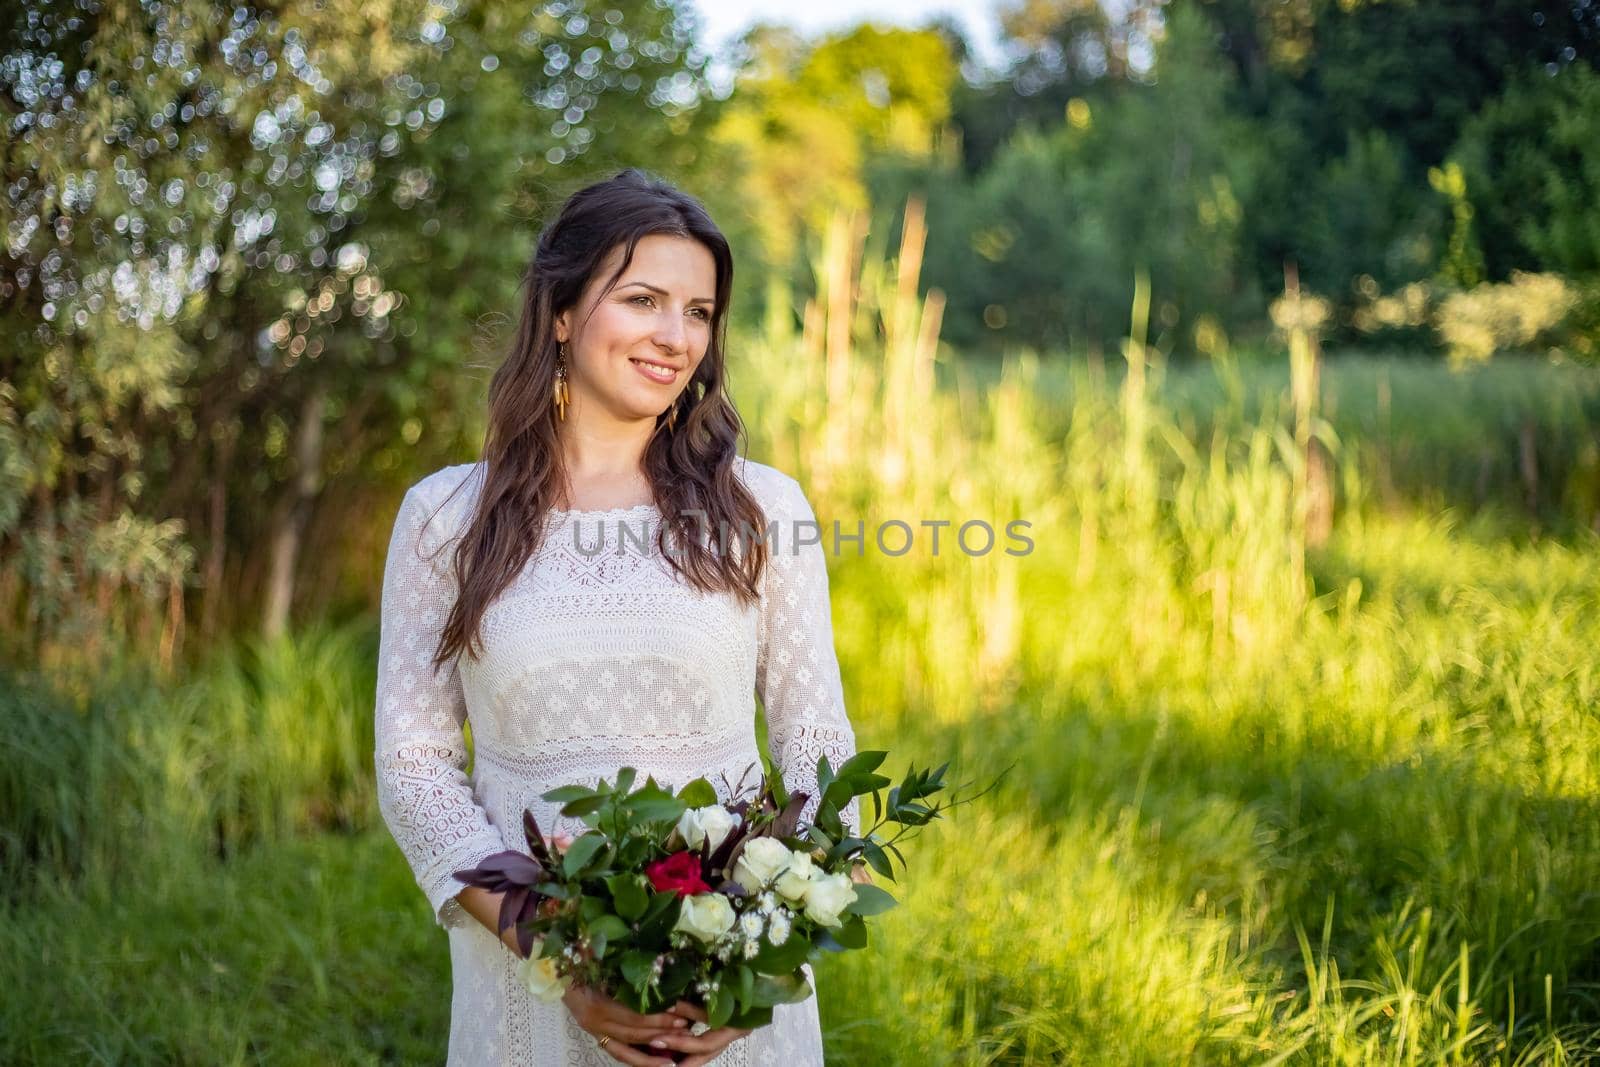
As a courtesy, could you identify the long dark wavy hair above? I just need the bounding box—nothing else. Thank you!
[431,168,770,667]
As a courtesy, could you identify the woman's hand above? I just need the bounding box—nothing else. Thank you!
[644,999,753,1066]
[562,984,689,1067]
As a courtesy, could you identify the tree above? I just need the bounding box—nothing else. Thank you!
[706,22,959,291]
[1450,60,1600,280]
[1,0,725,661]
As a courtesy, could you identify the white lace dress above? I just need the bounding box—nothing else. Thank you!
[374,457,859,1066]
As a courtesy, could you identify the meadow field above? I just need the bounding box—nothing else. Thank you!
[4,230,1600,1065]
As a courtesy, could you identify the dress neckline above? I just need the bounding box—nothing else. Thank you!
[545,501,660,521]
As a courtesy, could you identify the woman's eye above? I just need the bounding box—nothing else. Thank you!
[630,295,653,307]
[691,307,710,321]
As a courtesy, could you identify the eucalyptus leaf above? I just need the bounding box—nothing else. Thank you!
[845,882,898,916]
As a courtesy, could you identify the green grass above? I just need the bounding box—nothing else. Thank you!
[0,828,449,1064]
[6,222,1600,1062]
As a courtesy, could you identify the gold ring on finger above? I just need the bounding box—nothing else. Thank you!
[597,1034,611,1050]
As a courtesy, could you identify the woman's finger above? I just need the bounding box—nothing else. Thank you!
[645,1026,751,1056]
[577,988,689,1036]
[667,999,708,1023]
[595,1005,690,1037]
[593,1033,676,1067]
[677,1037,750,1067]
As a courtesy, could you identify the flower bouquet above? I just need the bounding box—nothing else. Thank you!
[453,752,964,1035]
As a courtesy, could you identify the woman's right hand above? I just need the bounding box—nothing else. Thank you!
[562,983,689,1067]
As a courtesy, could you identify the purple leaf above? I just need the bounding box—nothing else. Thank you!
[498,886,528,936]
[523,809,552,864]
[770,790,810,840]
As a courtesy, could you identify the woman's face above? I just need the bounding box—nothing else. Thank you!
[554,233,718,426]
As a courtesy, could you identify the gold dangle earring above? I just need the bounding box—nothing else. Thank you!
[554,343,570,422]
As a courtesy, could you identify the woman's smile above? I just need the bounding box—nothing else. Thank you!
[629,357,680,384]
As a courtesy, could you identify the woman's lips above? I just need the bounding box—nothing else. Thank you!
[631,358,679,384]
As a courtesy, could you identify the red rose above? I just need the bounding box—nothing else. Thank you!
[645,850,711,898]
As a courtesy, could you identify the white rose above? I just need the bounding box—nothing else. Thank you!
[800,871,857,928]
[518,949,573,1003]
[675,804,739,851]
[674,892,737,943]
[772,849,817,902]
[732,837,791,892]
[674,807,705,848]
[697,805,739,852]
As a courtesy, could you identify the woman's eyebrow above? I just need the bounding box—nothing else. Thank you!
[620,280,715,306]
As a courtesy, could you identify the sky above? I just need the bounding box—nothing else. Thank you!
[688,0,1012,95]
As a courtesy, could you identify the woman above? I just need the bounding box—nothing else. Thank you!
[373,169,862,1066]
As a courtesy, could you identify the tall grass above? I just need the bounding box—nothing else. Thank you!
[735,202,1600,1063]
[4,199,1600,1062]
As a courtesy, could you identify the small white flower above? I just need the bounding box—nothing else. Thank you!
[758,891,778,914]
[743,938,760,959]
[767,911,792,946]
[739,911,765,939]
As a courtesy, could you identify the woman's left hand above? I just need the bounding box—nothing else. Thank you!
[648,1000,753,1066]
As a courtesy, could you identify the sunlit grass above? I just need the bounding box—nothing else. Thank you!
[4,205,1600,1062]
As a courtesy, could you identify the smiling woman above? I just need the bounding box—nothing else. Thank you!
[554,236,719,433]
[372,169,859,1067]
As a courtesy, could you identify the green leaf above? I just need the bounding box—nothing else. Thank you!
[624,783,688,824]
[563,833,607,878]
[847,772,893,794]
[613,768,637,795]
[608,874,649,921]
[620,950,655,993]
[676,778,718,807]
[833,915,868,949]
[822,779,856,812]
[768,761,790,808]
[845,883,897,916]
[588,914,630,960]
[805,826,835,851]
[542,785,596,804]
[825,836,864,866]
[814,754,835,798]
[560,794,609,818]
[726,1005,775,1029]
[861,842,895,882]
[736,964,755,1006]
[708,983,734,1029]
[751,933,811,975]
[835,751,888,777]
[816,802,844,840]
[750,972,814,1007]
[643,889,679,922]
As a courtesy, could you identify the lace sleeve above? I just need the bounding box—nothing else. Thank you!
[755,474,860,836]
[374,484,506,930]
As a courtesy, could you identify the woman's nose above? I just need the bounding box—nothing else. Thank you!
[653,311,688,352]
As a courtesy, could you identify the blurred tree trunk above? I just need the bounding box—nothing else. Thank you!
[262,385,326,641]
